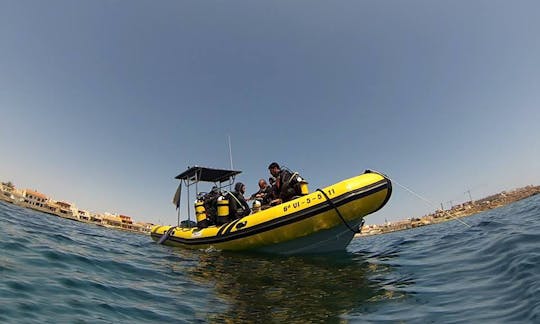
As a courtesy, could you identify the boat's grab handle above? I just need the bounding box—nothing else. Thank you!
[316,189,361,234]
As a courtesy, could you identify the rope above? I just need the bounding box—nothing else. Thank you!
[316,189,360,234]
[368,169,471,228]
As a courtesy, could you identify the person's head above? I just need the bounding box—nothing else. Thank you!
[268,162,280,177]
[258,179,268,189]
[234,182,246,194]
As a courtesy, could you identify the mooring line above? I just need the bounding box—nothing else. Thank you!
[369,169,471,228]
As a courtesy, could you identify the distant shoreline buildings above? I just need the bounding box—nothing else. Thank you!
[0,181,154,234]
[3,179,538,238]
[359,185,540,236]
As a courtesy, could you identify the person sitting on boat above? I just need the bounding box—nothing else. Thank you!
[249,179,273,207]
[268,162,309,203]
[268,162,296,203]
[227,182,251,220]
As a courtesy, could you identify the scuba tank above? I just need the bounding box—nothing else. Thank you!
[216,196,229,225]
[252,200,262,213]
[195,199,209,229]
[297,177,309,195]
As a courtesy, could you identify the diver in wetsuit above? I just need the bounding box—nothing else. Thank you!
[227,182,250,220]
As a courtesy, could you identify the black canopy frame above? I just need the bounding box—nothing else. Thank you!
[173,166,242,226]
[175,166,242,183]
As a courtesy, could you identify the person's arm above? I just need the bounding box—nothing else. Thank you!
[241,197,251,216]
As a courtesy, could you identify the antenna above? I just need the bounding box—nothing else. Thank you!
[465,189,473,202]
[228,135,234,169]
[227,135,234,191]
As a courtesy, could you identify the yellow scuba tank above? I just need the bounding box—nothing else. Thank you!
[195,199,208,228]
[217,196,229,225]
[294,175,309,196]
[195,200,207,222]
[299,180,309,195]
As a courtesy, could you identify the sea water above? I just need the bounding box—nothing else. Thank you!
[1,195,539,323]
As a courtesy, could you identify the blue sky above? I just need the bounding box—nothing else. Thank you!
[1,0,539,225]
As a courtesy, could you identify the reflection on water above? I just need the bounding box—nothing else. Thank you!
[180,250,409,323]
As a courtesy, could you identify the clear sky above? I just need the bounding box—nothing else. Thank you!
[1,0,539,226]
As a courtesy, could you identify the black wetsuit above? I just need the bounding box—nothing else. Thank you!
[250,186,273,205]
[227,191,250,220]
[275,169,296,202]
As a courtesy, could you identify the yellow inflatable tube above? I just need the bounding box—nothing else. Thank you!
[151,170,391,254]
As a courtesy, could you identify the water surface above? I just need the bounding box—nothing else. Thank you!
[1,195,539,322]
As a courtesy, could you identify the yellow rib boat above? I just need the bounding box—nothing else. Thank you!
[151,167,391,255]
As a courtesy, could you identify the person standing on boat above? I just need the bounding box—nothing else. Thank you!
[227,182,251,220]
[268,162,295,203]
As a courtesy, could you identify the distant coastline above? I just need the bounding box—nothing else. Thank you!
[359,185,540,237]
[3,179,538,238]
[0,181,153,234]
